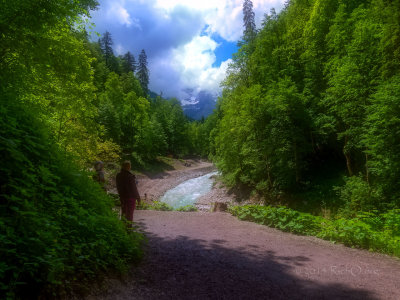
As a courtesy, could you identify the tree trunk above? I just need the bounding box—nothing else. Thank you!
[343,136,353,176]
[294,141,300,183]
[266,161,272,188]
[344,152,353,176]
[365,153,370,186]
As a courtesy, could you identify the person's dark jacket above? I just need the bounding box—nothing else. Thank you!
[116,169,140,200]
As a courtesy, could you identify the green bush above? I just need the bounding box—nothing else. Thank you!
[230,205,323,235]
[137,201,174,211]
[136,201,152,210]
[334,175,380,216]
[382,209,400,236]
[137,201,197,212]
[152,201,174,211]
[176,205,198,212]
[322,218,377,248]
[0,101,143,298]
[230,205,400,257]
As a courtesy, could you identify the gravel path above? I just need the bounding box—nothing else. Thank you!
[90,211,400,300]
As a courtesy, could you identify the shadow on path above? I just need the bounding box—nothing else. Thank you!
[125,221,377,300]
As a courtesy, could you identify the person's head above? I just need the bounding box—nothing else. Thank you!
[121,160,131,171]
[94,161,103,171]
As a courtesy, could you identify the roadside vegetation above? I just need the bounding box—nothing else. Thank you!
[201,0,400,258]
[230,205,400,257]
[210,0,400,215]
[138,202,198,212]
[1,102,143,299]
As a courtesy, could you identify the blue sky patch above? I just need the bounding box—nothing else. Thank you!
[212,33,238,67]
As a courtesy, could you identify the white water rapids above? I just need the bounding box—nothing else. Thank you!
[160,172,218,209]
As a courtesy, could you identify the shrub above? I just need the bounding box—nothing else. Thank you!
[0,101,143,298]
[152,201,174,211]
[229,205,400,257]
[137,201,174,211]
[177,205,198,212]
[335,175,379,216]
[137,201,197,212]
[382,209,400,236]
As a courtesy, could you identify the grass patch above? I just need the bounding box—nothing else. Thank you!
[176,205,198,212]
[137,201,197,212]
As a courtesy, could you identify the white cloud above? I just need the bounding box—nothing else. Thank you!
[154,0,225,11]
[172,35,218,83]
[92,0,285,101]
[149,35,230,98]
[102,0,142,29]
[154,0,285,41]
[115,43,126,55]
[106,2,135,27]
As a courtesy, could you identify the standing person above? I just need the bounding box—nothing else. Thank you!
[116,161,141,223]
[93,161,106,191]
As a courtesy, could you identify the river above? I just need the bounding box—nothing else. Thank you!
[160,171,218,209]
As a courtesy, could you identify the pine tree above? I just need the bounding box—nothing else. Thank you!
[242,0,256,43]
[100,31,114,69]
[122,51,136,73]
[137,49,149,95]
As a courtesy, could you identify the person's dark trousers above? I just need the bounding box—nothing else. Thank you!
[121,198,136,222]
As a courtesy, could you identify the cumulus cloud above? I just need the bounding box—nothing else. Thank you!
[115,43,127,55]
[172,36,218,87]
[90,0,285,101]
[154,0,285,41]
[149,35,230,99]
[105,2,137,28]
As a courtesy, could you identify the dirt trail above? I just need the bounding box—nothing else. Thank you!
[92,163,400,299]
[90,210,400,299]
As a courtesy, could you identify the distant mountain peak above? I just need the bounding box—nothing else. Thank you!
[181,89,217,120]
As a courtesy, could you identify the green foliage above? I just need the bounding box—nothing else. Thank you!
[230,205,323,235]
[363,75,400,205]
[137,201,174,211]
[382,209,400,237]
[149,201,174,211]
[176,205,198,212]
[209,0,400,215]
[230,205,400,257]
[91,43,195,162]
[215,79,311,191]
[2,0,198,167]
[150,97,191,157]
[1,0,123,166]
[137,49,149,95]
[0,99,142,298]
[137,202,197,212]
[335,175,380,216]
[186,116,218,158]
[0,0,150,297]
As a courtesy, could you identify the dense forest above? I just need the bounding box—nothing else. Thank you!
[85,31,214,164]
[210,0,400,217]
